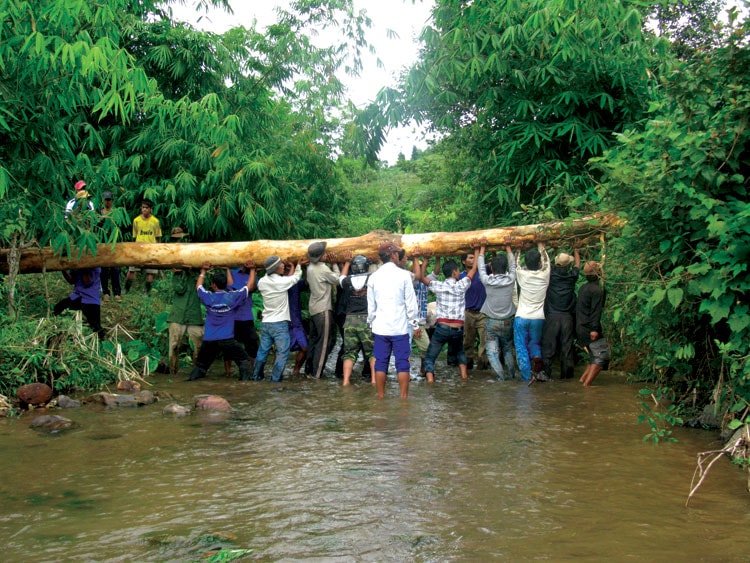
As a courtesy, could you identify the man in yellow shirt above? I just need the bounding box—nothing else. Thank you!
[124,199,162,295]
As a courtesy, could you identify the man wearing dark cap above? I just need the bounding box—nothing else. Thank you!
[99,190,121,301]
[305,241,342,379]
[541,247,580,379]
[367,241,420,398]
[577,260,609,386]
[252,255,302,382]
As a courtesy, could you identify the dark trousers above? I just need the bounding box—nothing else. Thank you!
[53,298,104,339]
[306,310,336,378]
[542,311,575,379]
[101,267,121,297]
[233,320,259,359]
[190,338,251,381]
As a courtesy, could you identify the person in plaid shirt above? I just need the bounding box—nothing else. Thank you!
[415,241,480,382]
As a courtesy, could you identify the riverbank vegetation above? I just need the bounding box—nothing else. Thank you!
[0,0,748,448]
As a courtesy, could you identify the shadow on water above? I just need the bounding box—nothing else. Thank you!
[0,364,747,562]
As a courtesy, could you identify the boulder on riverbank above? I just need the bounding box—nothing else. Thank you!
[17,383,53,407]
[56,395,81,409]
[84,390,157,407]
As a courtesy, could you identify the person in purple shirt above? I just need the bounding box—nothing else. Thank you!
[460,251,488,370]
[225,261,258,377]
[189,262,254,381]
[53,268,104,339]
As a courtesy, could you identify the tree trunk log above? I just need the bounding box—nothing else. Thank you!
[0,214,623,274]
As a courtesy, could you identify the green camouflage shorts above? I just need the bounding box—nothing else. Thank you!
[342,314,374,362]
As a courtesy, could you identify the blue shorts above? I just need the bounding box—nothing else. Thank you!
[373,333,411,373]
[289,323,307,351]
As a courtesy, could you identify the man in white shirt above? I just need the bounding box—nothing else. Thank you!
[514,242,551,382]
[252,255,302,382]
[367,242,420,398]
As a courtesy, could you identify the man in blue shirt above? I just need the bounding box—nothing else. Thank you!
[188,262,254,381]
[53,268,104,339]
[225,260,258,377]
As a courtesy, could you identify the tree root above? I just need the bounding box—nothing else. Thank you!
[686,425,749,507]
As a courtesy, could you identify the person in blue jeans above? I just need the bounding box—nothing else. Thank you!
[415,242,479,382]
[513,242,550,382]
[477,241,517,380]
[252,255,302,382]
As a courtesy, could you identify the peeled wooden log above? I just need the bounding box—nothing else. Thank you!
[1,213,622,273]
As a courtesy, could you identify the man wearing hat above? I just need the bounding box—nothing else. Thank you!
[64,179,95,219]
[99,190,122,301]
[167,227,204,375]
[252,255,302,382]
[305,241,342,379]
[541,247,581,380]
[367,241,420,398]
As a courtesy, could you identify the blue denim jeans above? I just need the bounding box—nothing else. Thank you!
[513,317,544,381]
[486,317,515,380]
[423,323,467,376]
[252,321,291,382]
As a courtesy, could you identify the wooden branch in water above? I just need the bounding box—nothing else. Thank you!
[0,213,623,274]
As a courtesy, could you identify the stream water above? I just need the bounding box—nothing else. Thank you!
[0,368,747,562]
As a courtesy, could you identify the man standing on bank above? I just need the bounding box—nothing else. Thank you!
[367,242,420,399]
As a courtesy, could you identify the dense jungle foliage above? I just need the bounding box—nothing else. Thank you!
[0,0,747,436]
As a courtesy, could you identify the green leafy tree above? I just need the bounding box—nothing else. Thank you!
[592,7,750,418]
[378,0,669,222]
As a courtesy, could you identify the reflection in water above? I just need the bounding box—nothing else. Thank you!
[0,372,746,562]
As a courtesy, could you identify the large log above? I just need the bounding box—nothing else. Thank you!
[1,214,622,274]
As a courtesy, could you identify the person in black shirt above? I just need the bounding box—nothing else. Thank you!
[541,247,580,379]
[339,253,376,386]
[577,260,609,386]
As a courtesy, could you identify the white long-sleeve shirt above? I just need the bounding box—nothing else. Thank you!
[367,261,419,336]
[257,264,302,323]
[515,248,551,320]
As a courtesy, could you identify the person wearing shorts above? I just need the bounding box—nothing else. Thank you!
[339,254,374,386]
[367,242,419,399]
[577,261,608,386]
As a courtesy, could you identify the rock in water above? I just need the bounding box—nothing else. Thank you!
[163,403,191,416]
[30,414,74,433]
[195,395,232,411]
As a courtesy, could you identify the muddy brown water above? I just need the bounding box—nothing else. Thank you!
[0,366,747,562]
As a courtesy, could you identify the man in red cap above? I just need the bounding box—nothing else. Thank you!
[64,179,94,218]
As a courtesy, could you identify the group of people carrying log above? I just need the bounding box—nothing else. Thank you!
[56,182,608,396]
[167,236,608,398]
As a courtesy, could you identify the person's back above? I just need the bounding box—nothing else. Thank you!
[514,243,550,381]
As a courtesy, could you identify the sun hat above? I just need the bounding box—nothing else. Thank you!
[308,241,327,263]
[555,253,573,267]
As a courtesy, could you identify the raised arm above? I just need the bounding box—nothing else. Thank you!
[245,260,257,290]
[196,261,210,289]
